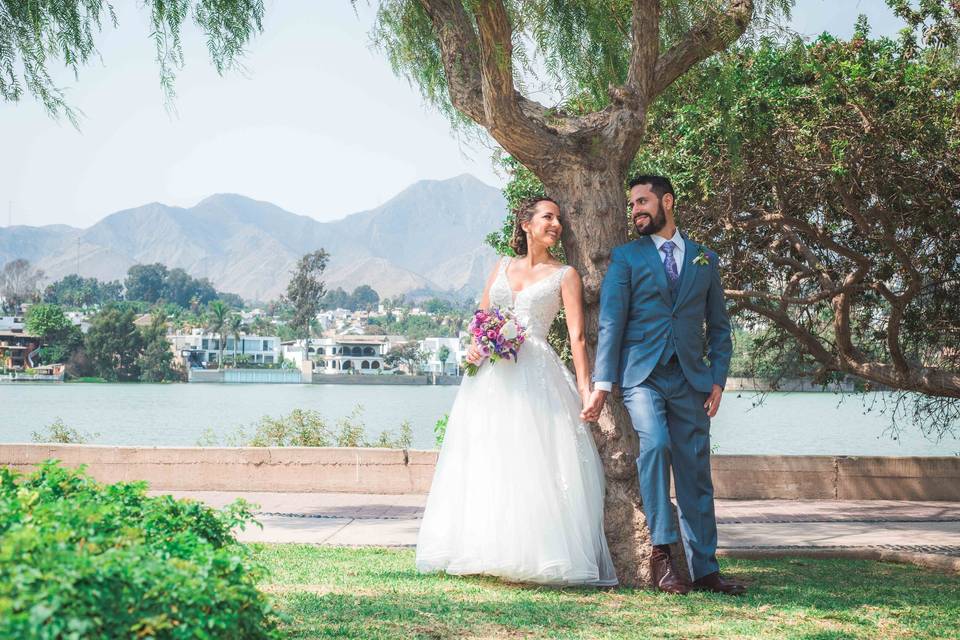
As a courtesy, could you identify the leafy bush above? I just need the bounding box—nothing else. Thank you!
[249,409,332,447]
[199,406,415,449]
[0,461,279,639]
[30,417,98,444]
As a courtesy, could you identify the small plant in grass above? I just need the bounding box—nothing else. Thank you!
[30,417,99,444]
[0,461,280,638]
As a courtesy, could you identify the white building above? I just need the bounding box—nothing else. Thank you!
[283,335,397,375]
[64,311,91,333]
[420,336,465,376]
[0,316,25,332]
[169,329,282,368]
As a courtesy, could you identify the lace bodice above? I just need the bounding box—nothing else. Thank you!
[489,257,570,339]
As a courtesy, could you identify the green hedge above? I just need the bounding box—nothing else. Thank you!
[0,461,280,639]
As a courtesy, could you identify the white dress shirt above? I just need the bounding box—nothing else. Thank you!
[594,229,684,392]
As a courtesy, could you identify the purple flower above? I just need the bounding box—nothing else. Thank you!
[464,306,528,376]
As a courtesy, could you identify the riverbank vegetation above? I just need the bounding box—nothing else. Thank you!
[30,417,98,444]
[196,406,414,449]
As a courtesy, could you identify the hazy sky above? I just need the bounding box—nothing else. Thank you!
[1,0,906,228]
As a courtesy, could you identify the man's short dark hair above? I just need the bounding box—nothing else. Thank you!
[628,175,675,201]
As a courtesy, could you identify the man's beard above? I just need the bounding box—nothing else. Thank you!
[634,202,667,236]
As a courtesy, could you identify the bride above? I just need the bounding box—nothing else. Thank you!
[415,196,617,587]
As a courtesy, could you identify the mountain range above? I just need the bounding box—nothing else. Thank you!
[0,174,507,301]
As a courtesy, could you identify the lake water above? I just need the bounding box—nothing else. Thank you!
[1,383,957,456]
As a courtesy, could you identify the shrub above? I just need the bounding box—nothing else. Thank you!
[249,409,331,447]
[367,420,413,449]
[0,461,279,639]
[30,417,98,444]
[201,405,415,449]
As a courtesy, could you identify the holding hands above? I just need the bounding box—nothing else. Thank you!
[579,385,722,421]
[580,388,607,423]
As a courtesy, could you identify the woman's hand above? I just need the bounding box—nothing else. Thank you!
[465,343,485,366]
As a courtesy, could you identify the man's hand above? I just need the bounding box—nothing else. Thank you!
[580,389,608,422]
[703,384,723,418]
[465,344,485,366]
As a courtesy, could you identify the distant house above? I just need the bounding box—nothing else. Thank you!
[0,316,25,333]
[168,329,281,368]
[64,311,91,333]
[283,335,395,374]
[0,330,41,370]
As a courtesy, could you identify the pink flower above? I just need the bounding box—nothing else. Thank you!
[464,305,528,376]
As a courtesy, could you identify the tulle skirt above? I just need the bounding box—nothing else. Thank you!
[416,337,617,586]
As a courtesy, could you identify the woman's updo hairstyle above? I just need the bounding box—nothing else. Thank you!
[510,196,558,256]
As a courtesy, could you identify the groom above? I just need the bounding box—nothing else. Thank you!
[582,175,744,596]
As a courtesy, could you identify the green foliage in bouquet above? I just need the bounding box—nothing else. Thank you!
[433,413,449,449]
[0,461,280,639]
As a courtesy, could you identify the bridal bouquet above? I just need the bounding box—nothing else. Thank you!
[463,307,527,376]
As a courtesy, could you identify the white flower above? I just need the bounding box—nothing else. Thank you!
[501,320,518,340]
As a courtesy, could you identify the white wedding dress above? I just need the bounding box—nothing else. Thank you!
[416,257,617,586]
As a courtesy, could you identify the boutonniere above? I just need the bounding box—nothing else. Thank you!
[693,246,710,266]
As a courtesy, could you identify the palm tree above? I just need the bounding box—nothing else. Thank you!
[228,313,244,366]
[250,316,272,336]
[437,345,450,376]
[206,300,229,369]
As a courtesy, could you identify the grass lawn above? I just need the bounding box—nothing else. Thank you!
[252,545,960,639]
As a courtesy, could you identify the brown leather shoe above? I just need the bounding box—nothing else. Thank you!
[692,571,747,595]
[649,547,691,595]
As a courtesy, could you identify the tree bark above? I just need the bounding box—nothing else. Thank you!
[544,166,655,587]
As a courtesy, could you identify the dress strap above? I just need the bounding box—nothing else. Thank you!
[553,265,572,298]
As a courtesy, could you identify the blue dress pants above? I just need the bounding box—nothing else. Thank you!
[622,359,720,580]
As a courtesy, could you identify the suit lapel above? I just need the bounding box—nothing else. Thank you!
[637,237,673,307]
[673,236,700,309]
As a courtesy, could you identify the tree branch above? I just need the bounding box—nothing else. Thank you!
[417,0,487,126]
[875,282,912,376]
[650,0,754,97]
[470,0,564,168]
[626,0,661,97]
[725,283,870,306]
[734,300,837,365]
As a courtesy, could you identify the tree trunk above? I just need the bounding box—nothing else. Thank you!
[543,167,655,588]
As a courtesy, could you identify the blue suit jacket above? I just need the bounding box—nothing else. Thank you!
[594,235,732,393]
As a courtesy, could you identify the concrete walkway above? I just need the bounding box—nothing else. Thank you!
[153,490,960,559]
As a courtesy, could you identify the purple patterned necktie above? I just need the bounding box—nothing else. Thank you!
[660,240,679,285]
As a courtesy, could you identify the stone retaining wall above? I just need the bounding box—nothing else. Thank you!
[2,445,958,500]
